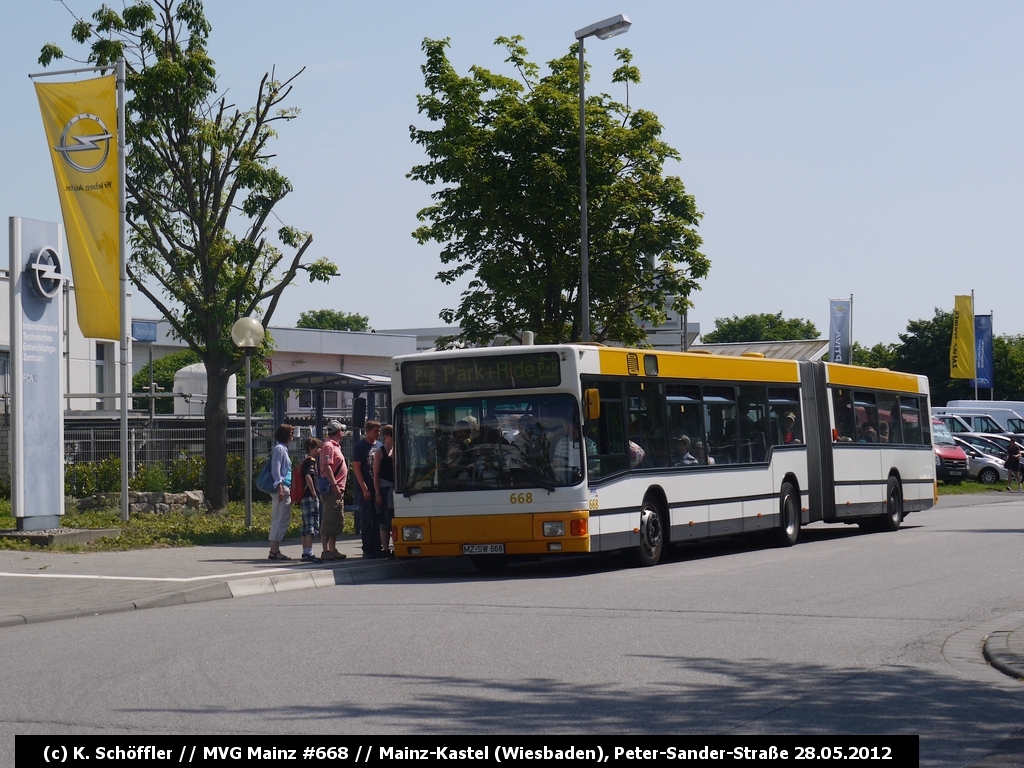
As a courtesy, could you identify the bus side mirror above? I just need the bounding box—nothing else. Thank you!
[352,397,367,429]
[585,388,601,421]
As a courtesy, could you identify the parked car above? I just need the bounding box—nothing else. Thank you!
[955,432,1009,458]
[932,418,968,482]
[958,431,1012,457]
[953,436,1008,484]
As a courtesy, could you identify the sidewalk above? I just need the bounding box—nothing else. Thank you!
[0,535,471,628]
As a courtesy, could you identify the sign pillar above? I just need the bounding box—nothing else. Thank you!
[9,218,66,530]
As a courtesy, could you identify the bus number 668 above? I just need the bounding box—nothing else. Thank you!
[510,492,533,504]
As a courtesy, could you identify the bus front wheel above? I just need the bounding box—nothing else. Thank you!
[628,501,664,566]
[773,481,801,547]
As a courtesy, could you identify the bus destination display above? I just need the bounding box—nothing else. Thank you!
[402,352,561,394]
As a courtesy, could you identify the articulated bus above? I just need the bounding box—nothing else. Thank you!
[389,345,936,568]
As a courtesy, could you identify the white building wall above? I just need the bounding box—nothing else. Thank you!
[0,269,131,413]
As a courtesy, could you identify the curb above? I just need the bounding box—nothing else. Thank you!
[984,631,1024,682]
[0,556,474,628]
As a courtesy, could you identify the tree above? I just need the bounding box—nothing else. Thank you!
[296,309,371,332]
[41,1,337,508]
[132,349,198,413]
[701,312,819,344]
[409,37,708,347]
[851,341,897,369]
[889,309,972,406]
[133,348,271,414]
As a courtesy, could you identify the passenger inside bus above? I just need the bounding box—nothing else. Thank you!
[672,435,699,466]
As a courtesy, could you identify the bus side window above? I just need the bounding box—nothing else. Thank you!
[832,388,856,442]
[703,386,738,464]
[900,397,922,445]
[583,380,629,478]
[876,392,901,444]
[768,387,802,446]
[738,386,769,462]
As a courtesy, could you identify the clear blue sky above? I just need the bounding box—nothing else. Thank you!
[3,1,1021,345]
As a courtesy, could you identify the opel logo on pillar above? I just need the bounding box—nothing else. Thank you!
[54,113,113,173]
[29,247,66,300]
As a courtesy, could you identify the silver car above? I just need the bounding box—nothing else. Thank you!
[953,436,1008,484]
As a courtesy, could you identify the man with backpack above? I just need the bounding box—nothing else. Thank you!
[319,420,348,561]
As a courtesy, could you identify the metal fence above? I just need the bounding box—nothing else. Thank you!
[63,422,279,475]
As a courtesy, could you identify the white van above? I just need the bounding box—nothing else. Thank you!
[945,401,1024,432]
[934,406,1024,434]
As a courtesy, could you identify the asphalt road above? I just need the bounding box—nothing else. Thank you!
[1,493,1022,767]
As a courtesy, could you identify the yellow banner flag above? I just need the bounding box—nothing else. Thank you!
[950,294,976,379]
[35,75,119,340]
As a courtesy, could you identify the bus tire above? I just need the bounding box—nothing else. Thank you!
[880,476,903,532]
[773,481,800,547]
[628,499,665,566]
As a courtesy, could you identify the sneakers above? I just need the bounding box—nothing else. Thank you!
[301,552,322,563]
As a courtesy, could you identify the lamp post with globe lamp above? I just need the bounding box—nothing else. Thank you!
[231,317,265,527]
[575,14,631,343]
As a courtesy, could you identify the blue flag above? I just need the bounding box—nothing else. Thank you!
[971,314,993,389]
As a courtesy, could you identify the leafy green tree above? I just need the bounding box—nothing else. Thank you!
[409,37,708,346]
[41,1,337,508]
[296,309,371,332]
[991,335,1024,401]
[889,309,972,405]
[132,349,199,413]
[701,312,819,344]
[852,341,897,369]
[133,347,272,413]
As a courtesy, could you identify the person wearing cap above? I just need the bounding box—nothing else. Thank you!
[780,412,800,445]
[319,420,348,561]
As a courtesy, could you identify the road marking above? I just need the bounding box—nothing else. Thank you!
[0,565,316,583]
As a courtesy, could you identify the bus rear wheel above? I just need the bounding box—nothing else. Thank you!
[880,477,903,532]
[773,481,800,547]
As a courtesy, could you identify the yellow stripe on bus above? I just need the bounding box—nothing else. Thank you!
[598,349,800,383]
[825,363,926,394]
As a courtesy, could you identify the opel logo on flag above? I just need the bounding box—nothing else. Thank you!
[29,246,66,300]
[54,113,112,173]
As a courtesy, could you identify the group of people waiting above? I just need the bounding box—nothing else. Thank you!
[265,419,396,562]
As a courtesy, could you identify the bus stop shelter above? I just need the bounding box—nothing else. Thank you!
[247,371,392,436]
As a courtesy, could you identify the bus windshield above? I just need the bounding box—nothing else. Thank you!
[932,419,957,446]
[397,394,584,494]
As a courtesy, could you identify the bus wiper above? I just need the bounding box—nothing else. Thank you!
[402,487,423,499]
[517,476,557,494]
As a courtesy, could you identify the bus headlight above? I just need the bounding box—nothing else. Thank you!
[542,521,565,537]
[402,526,424,541]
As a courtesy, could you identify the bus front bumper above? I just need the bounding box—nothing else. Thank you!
[393,511,591,557]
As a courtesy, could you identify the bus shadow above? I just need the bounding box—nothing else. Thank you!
[412,524,930,583]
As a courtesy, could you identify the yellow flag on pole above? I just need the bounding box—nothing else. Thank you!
[35,75,119,340]
[950,294,976,379]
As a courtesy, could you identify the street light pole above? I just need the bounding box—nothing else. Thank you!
[231,317,265,528]
[575,14,631,344]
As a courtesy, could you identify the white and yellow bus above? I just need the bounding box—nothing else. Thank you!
[390,345,936,568]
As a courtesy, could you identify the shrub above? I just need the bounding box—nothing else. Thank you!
[130,462,168,492]
[168,454,204,493]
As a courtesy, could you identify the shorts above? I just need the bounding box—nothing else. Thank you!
[300,494,321,537]
[320,488,344,537]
